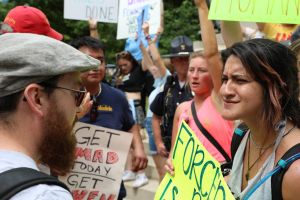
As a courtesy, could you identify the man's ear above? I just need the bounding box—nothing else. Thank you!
[23,84,48,117]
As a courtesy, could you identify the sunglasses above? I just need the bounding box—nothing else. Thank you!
[90,95,98,122]
[116,51,130,59]
[40,84,87,107]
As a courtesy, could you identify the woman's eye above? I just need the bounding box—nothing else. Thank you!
[221,77,228,83]
[236,79,248,83]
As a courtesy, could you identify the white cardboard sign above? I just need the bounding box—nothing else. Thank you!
[117,0,161,39]
[60,122,133,200]
[64,0,119,23]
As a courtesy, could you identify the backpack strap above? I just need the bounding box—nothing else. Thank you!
[0,167,70,200]
[231,122,248,160]
[191,101,231,163]
[271,143,300,200]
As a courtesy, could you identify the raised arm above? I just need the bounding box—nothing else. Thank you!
[195,0,223,93]
[141,22,167,77]
[89,18,100,39]
[221,21,243,47]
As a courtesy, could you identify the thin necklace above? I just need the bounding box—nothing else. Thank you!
[245,134,274,181]
[249,133,276,150]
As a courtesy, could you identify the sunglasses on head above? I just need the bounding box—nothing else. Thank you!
[39,83,87,107]
[116,51,130,59]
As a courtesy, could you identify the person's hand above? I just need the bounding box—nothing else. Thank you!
[132,146,148,171]
[142,22,150,37]
[156,26,163,35]
[164,156,174,176]
[88,18,98,30]
[76,92,92,118]
[157,141,169,157]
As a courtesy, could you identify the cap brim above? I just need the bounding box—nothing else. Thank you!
[162,52,191,58]
[46,28,63,41]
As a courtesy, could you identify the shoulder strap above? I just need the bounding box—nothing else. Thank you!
[271,143,300,200]
[0,167,70,200]
[191,101,231,162]
[231,123,248,160]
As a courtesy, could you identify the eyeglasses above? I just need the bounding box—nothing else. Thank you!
[41,84,87,107]
[90,95,98,122]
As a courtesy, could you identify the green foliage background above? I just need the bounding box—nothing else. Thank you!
[0,0,200,63]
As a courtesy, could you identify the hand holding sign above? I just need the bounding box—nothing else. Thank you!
[164,156,175,176]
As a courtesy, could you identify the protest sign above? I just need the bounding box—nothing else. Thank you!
[154,121,234,200]
[64,0,118,23]
[208,0,300,24]
[117,0,161,39]
[60,122,132,200]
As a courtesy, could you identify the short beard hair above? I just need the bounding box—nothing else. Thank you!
[39,102,77,176]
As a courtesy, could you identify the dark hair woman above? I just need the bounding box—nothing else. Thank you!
[221,39,300,200]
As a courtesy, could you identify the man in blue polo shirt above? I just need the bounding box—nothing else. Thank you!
[70,36,148,200]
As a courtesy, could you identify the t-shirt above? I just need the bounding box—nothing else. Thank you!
[146,70,171,118]
[80,82,135,131]
[262,23,298,42]
[0,150,72,200]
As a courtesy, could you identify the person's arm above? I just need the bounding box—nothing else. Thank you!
[195,0,223,94]
[152,113,168,157]
[140,40,154,71]
[89,18,100,39]
[282,159,300,200]
[142,22,167,77]
[221,21,243,47]
[164,102,185,176]
[129,124,148,171]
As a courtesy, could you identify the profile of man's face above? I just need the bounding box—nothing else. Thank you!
[38,100,77,176]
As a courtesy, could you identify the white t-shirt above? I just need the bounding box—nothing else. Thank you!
[0,150,72,200]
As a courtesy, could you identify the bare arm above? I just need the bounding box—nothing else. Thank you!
[221,21,243,47]
[89,18,100,39]
[282,159,300,200]
[129,124,148,171]
[165,102,185,176]
[140,41,153,71]
[152,113,168,157]
[195,0,223,95]
[141,22,167,77]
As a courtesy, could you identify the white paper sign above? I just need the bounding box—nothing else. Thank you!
[64,0,119,23]
[60,122,133,200]
[117,0,161,39]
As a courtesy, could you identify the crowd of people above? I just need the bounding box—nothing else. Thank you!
[0,0,300,199]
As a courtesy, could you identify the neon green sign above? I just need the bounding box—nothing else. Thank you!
[208,0,300,24]
[154,121,234,200]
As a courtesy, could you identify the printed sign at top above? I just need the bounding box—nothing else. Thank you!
[117,0,161,39]
[208,0,300,24]
[64,0,118,23]
[154,121,234,200]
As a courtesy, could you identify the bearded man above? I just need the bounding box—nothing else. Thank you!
[0,33,99,199]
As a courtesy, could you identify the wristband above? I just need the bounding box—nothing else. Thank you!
[145,35,151,41]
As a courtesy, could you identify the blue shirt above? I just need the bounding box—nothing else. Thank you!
[80,82,135,132]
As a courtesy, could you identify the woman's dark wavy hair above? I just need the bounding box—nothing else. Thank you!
[221,39,300,130]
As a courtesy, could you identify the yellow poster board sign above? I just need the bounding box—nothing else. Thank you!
[154,121,234,200]
[208,0,300,24]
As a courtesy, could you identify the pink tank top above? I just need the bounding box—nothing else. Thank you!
[179,97,233,163]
